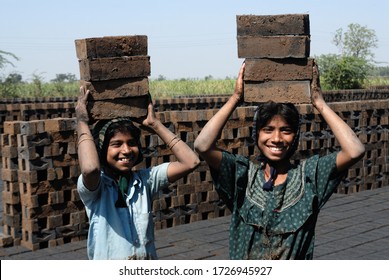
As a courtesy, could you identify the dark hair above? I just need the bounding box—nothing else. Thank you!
[252,101,300,160]
[93,118,143,166]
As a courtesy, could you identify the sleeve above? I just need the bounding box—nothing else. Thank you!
[309,152,346,209]
[147,162,170,197]
[210,151,249,211]
[76,174,102,207]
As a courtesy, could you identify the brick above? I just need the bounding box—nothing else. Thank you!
[44,118,77,133]
[1,145,18,159]
[244,58,313,81]
[47,214,63,229]
[87,95,149,120]
[3,121,21,135]
[237,35,310,58]
[1,168,18,182]
[75,35,148,59]
[237,14,310,36]
[78,56,150,81]
[80,77,149,100]
[244,80,311,103]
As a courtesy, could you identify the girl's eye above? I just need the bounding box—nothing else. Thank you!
[109,141,122,147]
[128,140,138,147]
[261,127,273,133]
[281,128,294,134]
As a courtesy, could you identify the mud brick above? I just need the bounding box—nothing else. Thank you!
[237,35,310,59]
[18,170,39,184]
[75,35,148,59]
[87,95,149,120]
[171,195,185,207]
[0,134,17,147]
[3,121,21,135]
[20,193,39,208]
[70,211,87,224]
[244,58,313,81]
[194,182,213,193]
[2,181,19,193]
[153,198,167,212]
[198,202,215,213]
[3,213,21,227]
[48,191,65,204]
[0,235,14,247]
[2,190,20,205]
[22,219,39,232]
[1,145,18,159]
[244,80,311,103]
[207,190,219,202]
[79,56,150,81]
[1,168,18,182]
[177,184,195,196]
[17,146,39,160]
[80,77,149,100]
[67,141,77,155]
[237,14,310,36]
[69,165,80,179]
[44,118,77,133]
[47,214,63,229]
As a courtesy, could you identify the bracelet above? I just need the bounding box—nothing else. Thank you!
[78,132,91,139]
[166,136,178,148]
[169,138,181,150]
[78,137,95,146]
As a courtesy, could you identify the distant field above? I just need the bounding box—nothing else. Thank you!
[0,76,388,99]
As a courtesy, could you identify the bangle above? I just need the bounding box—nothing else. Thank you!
[169,138,181,150]
[166,136,178,148]
[78,137,94,146]
[78,132,92,139]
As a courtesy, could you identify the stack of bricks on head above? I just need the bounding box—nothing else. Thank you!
[237,14,312,104]
[75,35,150,123]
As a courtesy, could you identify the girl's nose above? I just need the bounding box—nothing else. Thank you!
[121,144,132,153]
[272,131,281,142]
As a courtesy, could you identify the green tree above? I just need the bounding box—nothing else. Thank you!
[333,23,378,61]
[323,56,370,90]
[0,50,19,70]
[51,73,77,83]
[4,73,23,84]
[316,23,378,89]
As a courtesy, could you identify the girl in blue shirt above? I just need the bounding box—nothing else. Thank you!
[76,90,200,260]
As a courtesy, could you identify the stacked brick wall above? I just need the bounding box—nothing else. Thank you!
[1,93,388,250]
[1,118,87,249]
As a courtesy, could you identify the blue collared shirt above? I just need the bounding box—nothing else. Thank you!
[77,163,170,260]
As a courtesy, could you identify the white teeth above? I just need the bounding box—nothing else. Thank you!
[269,147,283,151]
[119,157,133,163]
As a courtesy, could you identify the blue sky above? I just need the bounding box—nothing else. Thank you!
[1,0,388,81]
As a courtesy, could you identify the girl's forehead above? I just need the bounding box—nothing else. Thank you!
[265,115,290,125]
[110,131,135,141]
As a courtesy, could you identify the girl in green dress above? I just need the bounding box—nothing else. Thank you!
[194,61,365,259]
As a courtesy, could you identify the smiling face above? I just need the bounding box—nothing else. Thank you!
[257,115,296,163]
[106,131,140,175]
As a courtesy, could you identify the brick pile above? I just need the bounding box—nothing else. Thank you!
[1,118,86,249]
[237,14,312,103]
[75,35,150,121]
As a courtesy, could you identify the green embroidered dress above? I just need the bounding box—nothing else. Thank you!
[211,151,344,260]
